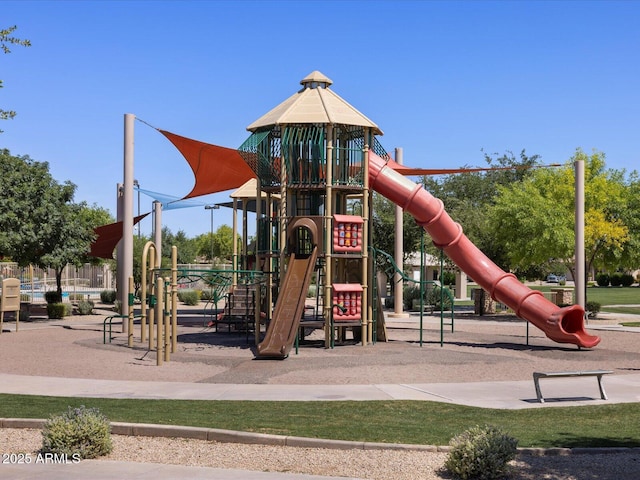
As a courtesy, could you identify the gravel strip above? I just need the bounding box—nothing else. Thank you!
[2,311,640,478]
[3,428,640,479]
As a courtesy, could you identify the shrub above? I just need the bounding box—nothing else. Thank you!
[177,289,200,306]
[445,425,518,480]
[428,285,454,311]
[47,303,69,319]
[200,289,213,301]
[403,284,454,311]
[20,293,31,302]
[595,273,610,287]
[45,291,62,304]
[620,273,634,287]
[100,290,117,304]
[441,271,456,286]
[41,405,112,459]
[403,284,422,310]
[610,273,623,287]
[586,301,601,318]
[76,300,94,315]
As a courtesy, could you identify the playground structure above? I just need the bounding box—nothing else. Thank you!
[106,70,600,360]
[130,240,269,364]
[237,71,599,355]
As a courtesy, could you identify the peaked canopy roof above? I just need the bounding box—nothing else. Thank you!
[246,70,382,135]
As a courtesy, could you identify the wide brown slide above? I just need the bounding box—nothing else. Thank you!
[256,246,318,358]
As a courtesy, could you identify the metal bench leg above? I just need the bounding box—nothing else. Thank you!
[533,374,544,403]
[597,375,608,400]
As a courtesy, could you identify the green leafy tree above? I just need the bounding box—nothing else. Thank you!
[196,224,237,263]
[419,150,541,269]
[39,202,99,298]
[371,192,423,261]
[618,171,640,269]
[1,25,31,130]
[488,149,633,278]
[195,225,241,262]
[0,150,102,296]
[78,204,114,263]
[162,227,197,264]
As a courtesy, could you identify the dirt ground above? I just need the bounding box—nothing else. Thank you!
[1,305,638,385]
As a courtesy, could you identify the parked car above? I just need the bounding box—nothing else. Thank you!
[546,274,566,283]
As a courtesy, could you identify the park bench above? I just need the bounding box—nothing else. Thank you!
[533,370,613,403]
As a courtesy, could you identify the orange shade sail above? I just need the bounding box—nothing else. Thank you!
[159,130,256,199]
[89,214,149,259]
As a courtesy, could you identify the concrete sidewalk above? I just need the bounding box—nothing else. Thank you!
[1,460,365,480]
[2,372,640,479]
[1,372,639,409]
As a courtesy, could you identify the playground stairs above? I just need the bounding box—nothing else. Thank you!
[213,284,257,338]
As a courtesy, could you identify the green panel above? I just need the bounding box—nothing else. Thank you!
[371,137,389,160]
[238,130,280,187]
[282,125,326,185]
[332,125,364,187]
[257,216,279,255]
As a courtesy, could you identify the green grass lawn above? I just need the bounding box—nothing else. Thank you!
[4,285,637,451]
[584,286,640,306]
[603,307,640,315]
[468,284,640,314]
[2,394,639,449]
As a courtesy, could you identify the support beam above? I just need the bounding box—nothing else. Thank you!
[389,147,408,318]
[575,159,586,309]
[119,113,135,333]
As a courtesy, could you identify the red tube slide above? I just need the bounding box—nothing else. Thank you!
[368,151,600,348]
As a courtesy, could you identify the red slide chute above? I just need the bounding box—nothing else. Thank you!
[368,150,600,348]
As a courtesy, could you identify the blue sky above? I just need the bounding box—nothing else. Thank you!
[3,0,639,238]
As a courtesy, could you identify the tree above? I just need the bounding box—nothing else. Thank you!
[0,149,103,296]
[1,26,31,130]
[39,202,101,298]
[487,149,633,279]
[196,224,237,263]
[161,227,198,265]
[419,150,541,269]
[371,192,423,261]
[618,171,640,269]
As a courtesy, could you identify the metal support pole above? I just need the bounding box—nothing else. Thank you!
[134,179,141,238]
[575,159,586,309]
[153,201,162,262]
[127,276,134,347]
[392,147,407,318]
[156,277,164,366]
[419,232,424,347]
[120,113,135,334]
[164,276,171,363]
[205,205,220,262]
[171,246,178,353]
